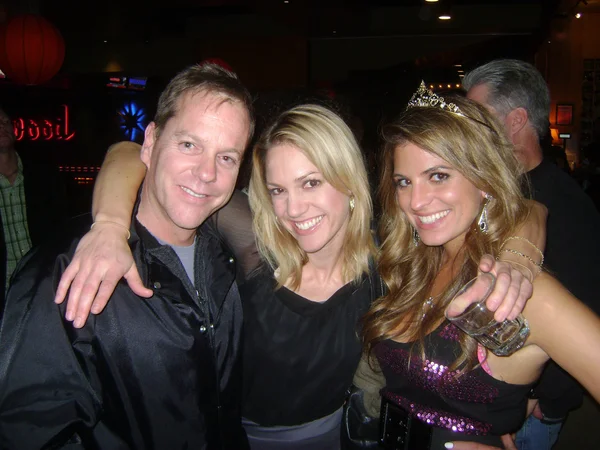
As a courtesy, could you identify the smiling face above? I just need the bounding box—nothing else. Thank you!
[138,90,250,245]
[265,143,351,258]
[393,142,485,255]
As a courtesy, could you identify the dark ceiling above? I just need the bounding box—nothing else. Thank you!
[1,0,587,86]
[34,0,561,41]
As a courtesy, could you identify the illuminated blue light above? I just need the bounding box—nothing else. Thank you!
[118,101,147,142]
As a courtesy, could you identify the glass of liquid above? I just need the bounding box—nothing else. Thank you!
[444,273,530,356]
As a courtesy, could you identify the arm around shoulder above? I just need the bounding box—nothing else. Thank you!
[54,141,152,326]
[93,141,145,227]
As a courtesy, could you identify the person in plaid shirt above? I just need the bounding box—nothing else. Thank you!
[0,107,66,311]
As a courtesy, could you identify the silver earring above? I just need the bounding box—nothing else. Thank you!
[349,197,355,212]
[478,194,492,233]
[412,226,420,246]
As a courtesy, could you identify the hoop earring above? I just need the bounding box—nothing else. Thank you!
[349,197,355,212]
[412,226,420,246]
[478,194,492,233]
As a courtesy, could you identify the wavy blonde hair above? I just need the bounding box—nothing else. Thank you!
[248,104,376,289]
[363,96,531,371]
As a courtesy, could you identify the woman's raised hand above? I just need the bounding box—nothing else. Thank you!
[54,222,153,328]
[477,255,533,322]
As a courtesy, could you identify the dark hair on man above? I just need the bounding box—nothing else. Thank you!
[154,62,255,141]
[463,59,550,139]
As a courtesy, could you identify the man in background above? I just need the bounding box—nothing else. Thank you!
[0,107,66,311]
[464,58,600,450]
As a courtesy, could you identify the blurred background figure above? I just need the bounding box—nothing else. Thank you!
[0,107,66,312]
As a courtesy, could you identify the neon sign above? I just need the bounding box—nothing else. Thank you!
[118,102,147,142]
[13,105,76,142]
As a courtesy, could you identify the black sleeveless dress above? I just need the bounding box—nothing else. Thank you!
[374,322,535,449]
[240,267,373,447]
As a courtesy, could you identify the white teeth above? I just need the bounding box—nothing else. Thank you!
[418,210,450,224]
[295,216,323,230]
[181,186,206,198]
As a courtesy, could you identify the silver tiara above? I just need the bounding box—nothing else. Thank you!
[406,81,464,117]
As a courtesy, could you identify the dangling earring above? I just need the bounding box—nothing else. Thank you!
[478,193,492,233]
[349,196,355,212]
[412,226,420,246]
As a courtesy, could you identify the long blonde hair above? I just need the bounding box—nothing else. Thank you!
[248,104,376,289]
[363,96,530,371]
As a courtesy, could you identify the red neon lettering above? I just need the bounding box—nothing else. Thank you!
[12,105,76,142]
[42,120,54,140]
[28,120,40,140]
[62,105,75,141]
[14,118,25,141]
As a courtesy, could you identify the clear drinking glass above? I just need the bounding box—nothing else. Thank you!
[445,273,530,356]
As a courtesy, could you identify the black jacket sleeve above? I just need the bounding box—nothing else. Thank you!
[0,247,102,450]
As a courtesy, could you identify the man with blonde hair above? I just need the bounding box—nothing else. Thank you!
[0,63,254,449]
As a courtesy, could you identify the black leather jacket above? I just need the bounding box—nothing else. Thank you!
[0,217,247,449]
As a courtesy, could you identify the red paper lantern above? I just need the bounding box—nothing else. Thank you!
[0,15,65,85]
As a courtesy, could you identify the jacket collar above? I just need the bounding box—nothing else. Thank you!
[129,198,235,313]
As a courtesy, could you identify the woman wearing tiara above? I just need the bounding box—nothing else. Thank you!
[362,86,600,449]
[53,98,540,448]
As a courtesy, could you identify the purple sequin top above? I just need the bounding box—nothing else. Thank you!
[374,322,533,437]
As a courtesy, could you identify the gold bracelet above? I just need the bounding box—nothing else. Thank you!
[500,248,543,271]
[90,220,131,240]
[500,236,544,266]
[496,258,535,282]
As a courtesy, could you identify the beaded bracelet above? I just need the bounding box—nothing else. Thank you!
[90,220,131,240]
[500,236,544,266]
